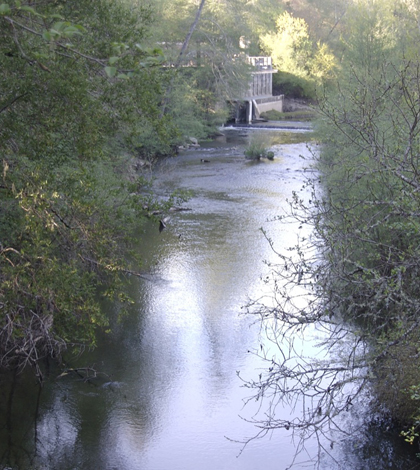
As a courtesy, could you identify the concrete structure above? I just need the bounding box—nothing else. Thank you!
[235,56,284,123]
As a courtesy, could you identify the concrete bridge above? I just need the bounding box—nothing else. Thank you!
[234,56,284,123]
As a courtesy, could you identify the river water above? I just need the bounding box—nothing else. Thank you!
[0,127,418,470]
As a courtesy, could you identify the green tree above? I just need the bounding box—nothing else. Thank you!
[260,11,336,80]
[150,0,254,136]
[0,0,183,377]
[243,0,420,461]
[282,0,349,47]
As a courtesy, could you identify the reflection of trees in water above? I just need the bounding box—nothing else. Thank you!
[0,371,43,468]
[339,417,419,470]
[242,255,420,468]
[0,363,140,469]
[240,111,420,467]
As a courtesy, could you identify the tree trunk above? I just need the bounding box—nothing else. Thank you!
[160,0,206,117]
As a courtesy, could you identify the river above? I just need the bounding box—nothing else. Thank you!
[0,127,418,470]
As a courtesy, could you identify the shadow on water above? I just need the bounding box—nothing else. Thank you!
[0,125,419,470]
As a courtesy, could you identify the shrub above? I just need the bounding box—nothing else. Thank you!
[244,133,273,160]
[273,71,316,100]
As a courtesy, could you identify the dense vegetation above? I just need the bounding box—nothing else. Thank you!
[0,0,300,377]
[0,0,182,377]
[316,0,420,437]
[3,0,420,455]
[244,0,420,454]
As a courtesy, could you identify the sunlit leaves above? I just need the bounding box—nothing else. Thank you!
[261,11,335,81]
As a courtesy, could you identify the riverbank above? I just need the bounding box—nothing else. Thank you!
[1,128,416,470]
[229,120,313,131]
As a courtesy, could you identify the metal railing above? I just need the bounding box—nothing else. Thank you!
[247,56,273,70]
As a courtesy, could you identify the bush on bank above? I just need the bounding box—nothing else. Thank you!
[315,2,420,436]
[244,1,420,452]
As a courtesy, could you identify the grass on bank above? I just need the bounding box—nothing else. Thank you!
[260,109,316,121]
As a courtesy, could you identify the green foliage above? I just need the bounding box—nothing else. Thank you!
[278,0,348,54]
[401,425,419,446]
[260,11,336,82]
[401,385,420,446]
[314,0,420,426]
[244,133,273,160]
[261,11,312,77]
[149,0,254,138]
[260,109,315,121]
[273,70,316,100]
[166,69,233,141]
[242,0,420,449]
[0,0,182,376]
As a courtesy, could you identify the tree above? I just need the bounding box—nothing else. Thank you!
[150,0,254,136]
[260,11,336,81]
[281,0,349,47]
[241,0,420,464]
[0,0,184,378]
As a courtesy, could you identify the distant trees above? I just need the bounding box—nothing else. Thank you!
[260,11,336,96]
[261,12,314,78]
[151,0,254,136]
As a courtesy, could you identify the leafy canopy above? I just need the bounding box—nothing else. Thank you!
[0,0,182,376]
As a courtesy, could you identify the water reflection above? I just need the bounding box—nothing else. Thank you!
[0,128,417,469]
